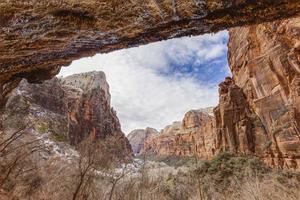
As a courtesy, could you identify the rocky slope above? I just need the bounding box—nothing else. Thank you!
[144,108,216,159]
[127,128,159,155]
[0,1,299,108]
[3,71,132,156]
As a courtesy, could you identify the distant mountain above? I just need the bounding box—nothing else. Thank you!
[143,108,216,158]
[3,71,132,157]
[127,127,158,154]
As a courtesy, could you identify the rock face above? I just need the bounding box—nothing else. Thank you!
[215,17,300,169]
[127,128,159,155]
[62,72,124,146]
[3,71,132,155]
[0,1,299,105]
[213,77,268,157]
[4,78,69,142]
[144,109,216,159]
[142,18,300,170]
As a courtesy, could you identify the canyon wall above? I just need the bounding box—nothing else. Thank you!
[128,128,159,155]
[225,17,300,169]
[213,77,268,158]
[144,108,216,159]
[62,72,126,146]
[3,71,132,155]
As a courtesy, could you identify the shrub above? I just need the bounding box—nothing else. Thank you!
[36,122,49,134]
[140,154,197,167]
[51,133,66,142]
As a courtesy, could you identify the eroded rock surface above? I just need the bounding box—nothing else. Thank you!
[226,17,300,169]
[213,77,268,157]
[62,72,125,146]
[144,108,216,159]
[3,71,132,155]
[0,0,299,97]
[127,128,159,155]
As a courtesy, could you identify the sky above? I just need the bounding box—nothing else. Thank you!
[59,30,230,134]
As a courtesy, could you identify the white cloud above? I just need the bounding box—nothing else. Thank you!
[59,31,229,134]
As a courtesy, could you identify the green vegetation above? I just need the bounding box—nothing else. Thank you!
[4,115,27,130]
[50,133,67,142]
[8,95,30,115]
[275,170,300,185]
[193,153,270,187]
[133,153,300,200]
[137,153,197,167]
[263,140,273,150]
[36,122,49,134]
[250,113,265,128]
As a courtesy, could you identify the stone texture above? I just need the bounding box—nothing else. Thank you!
[3,71,132,155]
[127,127,159,155]
[225,17,300,169]
[4,78,69,140]
[144,108,216,159]
[213,77,268,157]
[62,71,125,146]
[0,0,300,104]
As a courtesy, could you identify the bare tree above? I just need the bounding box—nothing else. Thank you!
[72,138,104,200]
[193,154,205,200]
[71,135,131,200]
[139,152,148,200]
[106,163,133,200]
[0,124,47,199]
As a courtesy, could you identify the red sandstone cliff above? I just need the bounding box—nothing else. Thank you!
[208,17,300,169]
[144,108,216,159]
[213,77,268,157]
[128,128,159,155]
[225,17,300,169]
[62,72,128,147]
[3,71,132,156]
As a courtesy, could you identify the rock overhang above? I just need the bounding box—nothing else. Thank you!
[0,0,300,86]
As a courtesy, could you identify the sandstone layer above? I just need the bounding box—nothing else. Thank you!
[224,17,300,169]
[127,128,159,155]
[0,1,300,105]
[144,108,216,159]
[213,77,268,156]
[3,71,132,155]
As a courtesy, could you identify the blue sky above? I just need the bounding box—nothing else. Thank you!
[59,31,230,133]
